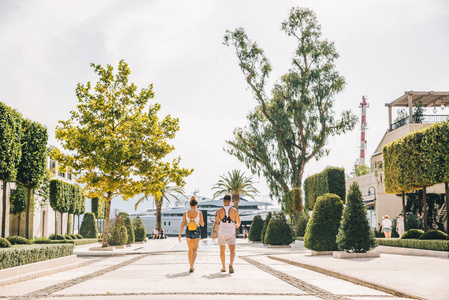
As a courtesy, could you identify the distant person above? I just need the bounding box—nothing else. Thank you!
[382,215,392,238]
[243,227,248,239]
[152,228,158,239]
[396,213,405,238]
[212,194,241,274]
[178,196,204,273]
[159,228,166,239]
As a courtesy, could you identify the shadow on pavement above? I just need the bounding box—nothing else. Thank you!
[165,271,192,278]
[202,272,231,279]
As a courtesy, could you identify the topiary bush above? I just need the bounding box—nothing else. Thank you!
[304,193,343,251]
[133,216,146,242]
[261,212,272,244]
[76,234,83,239]
[64,235,73,240]
[295,212,310,238]
[401,229,424,239]
[336,182,376,253]
[109,214,128,246]
[55,234,66,240]
[419,229,448,240]
[0,237,12,248]
[264,212,293,245]
[6,236,31,245]
[0,244,74,269]
[69,234,78,240]
[248,215,264,242]
[79,212,98,238]
[119,212,135,244]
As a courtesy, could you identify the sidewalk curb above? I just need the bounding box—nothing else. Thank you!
[268,255,425,300]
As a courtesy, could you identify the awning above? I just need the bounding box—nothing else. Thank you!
[363,199,375,206]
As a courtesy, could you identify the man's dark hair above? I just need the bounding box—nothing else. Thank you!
[223,194,231,201]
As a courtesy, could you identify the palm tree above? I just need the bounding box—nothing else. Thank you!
[135,180,187,232]
[212,170,259,211]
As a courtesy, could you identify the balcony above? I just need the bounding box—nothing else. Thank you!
[390,114,449,131]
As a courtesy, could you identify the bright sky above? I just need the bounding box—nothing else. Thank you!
[1,0,449,213]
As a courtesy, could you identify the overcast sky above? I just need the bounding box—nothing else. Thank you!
[1,0,449,213]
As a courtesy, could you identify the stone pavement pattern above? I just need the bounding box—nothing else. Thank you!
[0,238,435,300]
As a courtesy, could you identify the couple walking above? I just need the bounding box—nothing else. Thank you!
[178,194,241,273]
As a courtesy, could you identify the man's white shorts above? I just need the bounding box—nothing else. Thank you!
[218,233,236,246]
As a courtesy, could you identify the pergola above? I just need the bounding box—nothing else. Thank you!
[385,91,449,130]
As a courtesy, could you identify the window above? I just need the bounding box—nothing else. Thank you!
[164,222,166,226]
[168,222,171,226]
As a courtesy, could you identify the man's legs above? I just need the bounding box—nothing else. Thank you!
[228,244,235,266]
[220,245,226,270]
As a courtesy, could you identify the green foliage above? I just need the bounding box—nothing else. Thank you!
[79,212,98,238]
[109,215,128,246]
[33,238,98,246]
[69,234,78,239]
[283,187,303,217]
[0,237,12,248]
[295,212,310,237]
[401,229,424,239]
[261,212,272,244]
[264,212,293,245]
[119,212,135,244]
[55,234,66,240]
[6,236,31,245]
[354,164,370,177]
[419,229,447,240]
[336,182,376,253]
[223,8,357,204]
[76,234,83,239]
[406,191,445,231]
[304,193,343,251]
[133,216,146,242]
[9,183,28,216]
[50,180,84,214]
[91,197,105,219]
[248,215,264,242]
[405,214,423,230]
[377,238,449,251]
[304,167,346,209]
[64,235,73,240]
[0,244,74,269]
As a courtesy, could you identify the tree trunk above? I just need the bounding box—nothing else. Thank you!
[25,187,32,239]
[73,214,75,234]
[156,199,163,232]
[2,181,7,237]
[445,182,448,234]
[101,193,112,247]
[232,194,240,234]
[401,192,407,231]
[423,186,428,232]
[61,213,63,235]
[55,211,58,237]
[18,215,21,236]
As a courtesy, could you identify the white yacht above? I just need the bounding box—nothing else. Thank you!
[130,194,275,237]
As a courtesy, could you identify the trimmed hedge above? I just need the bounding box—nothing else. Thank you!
[419,229,447,240]
[304,193,343,251]
[133,216,146,242]
[33,238,99,246]
[109,214,128,246]
[91,197,105,219]
[377,238,449,252]
[295,213,309,238]
[79,212,98,238]
[401,229,424,239]
[248,215,264,242]
[264,212,293,245]
[64,235,73,240]
[0,237,11,248]
[76,234,83,239]
[304,167,345,209]
[119,212,135,244]
[261,212,272,244]
[0,244,74,269]
[6,236,32,245]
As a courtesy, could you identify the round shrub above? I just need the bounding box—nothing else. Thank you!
[261,212,272,244]
[55,234,66,240]
[109,215,128,246]
[33,238,51,244]
[337,182,376,253]
[419,229,448,240]
[295,212,309,237]
[248,215,264,242]
[69,234,78,240]
[64,235,73,240]
[264,212,293,245]
[304,193,343,251]
[0,237,12,248]
[6,236,31,245]
[133,216,146,242]
[79,212,98,238]
[76,234,83,239]
[401,229,424,239]
[119,212,135,244]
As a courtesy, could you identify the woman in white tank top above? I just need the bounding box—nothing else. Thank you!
[178,196,204,273]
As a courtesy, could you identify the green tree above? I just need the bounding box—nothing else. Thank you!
[16,119,48,239]
[264,212,293,245]
[354,164,370,177]
[304,193,343,251]
[109,213,128,246]
[248,215,264,242]
[79,212,98,238]
[261,211,272,244]
[295,210,310,237]
[212,170,259,211]
[51,60,180,247]
[336,182,376,253]
[9,183,29,236]
[0,103,23,237]
[223,8,357,204]
[133,216,146,242]
[119,212,134,244]
[282,187,303,224]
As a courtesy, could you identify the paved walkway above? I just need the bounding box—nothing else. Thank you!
[0,238,444,300]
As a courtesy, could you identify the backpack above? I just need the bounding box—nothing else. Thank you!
[187,212,198,231]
